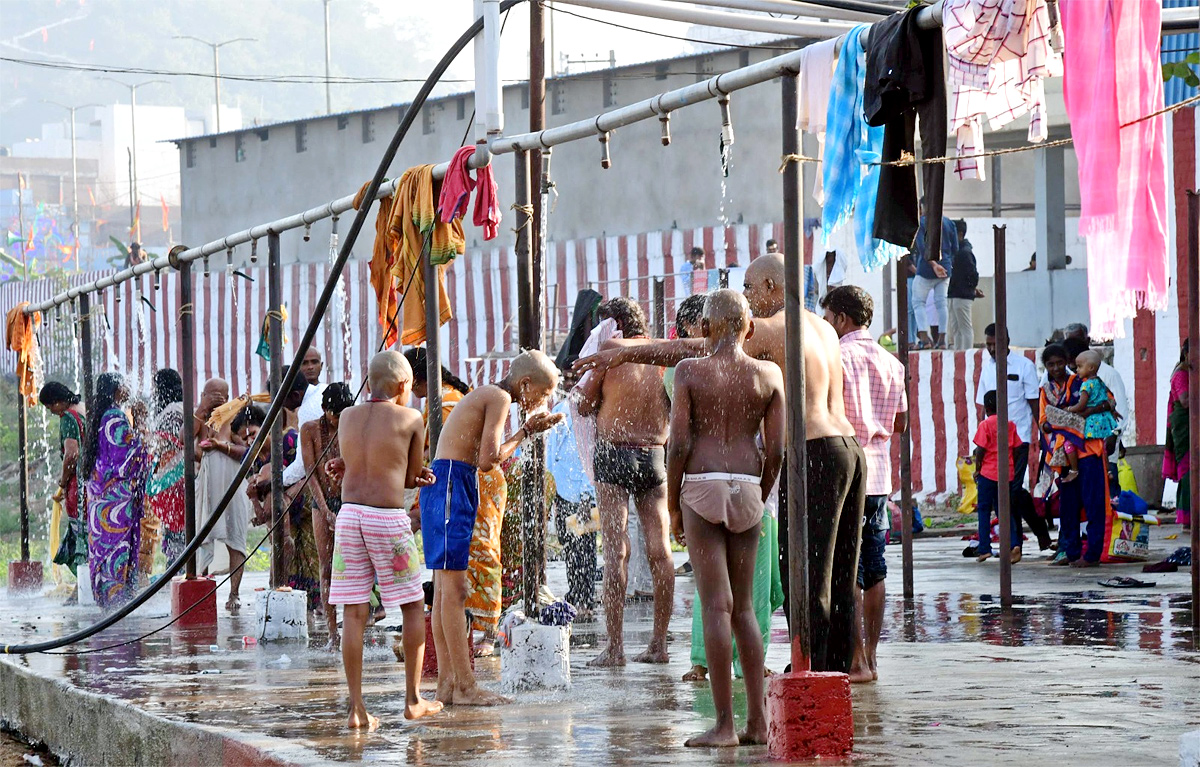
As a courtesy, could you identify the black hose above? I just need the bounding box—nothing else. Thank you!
[3,0,527,655]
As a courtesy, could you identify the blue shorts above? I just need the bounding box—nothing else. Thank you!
[857,495,889,590]
[419,459,479,571]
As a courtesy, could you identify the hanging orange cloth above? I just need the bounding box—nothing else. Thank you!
[353,180,401,348]
[5,302,42,405]
[388,165,463,347]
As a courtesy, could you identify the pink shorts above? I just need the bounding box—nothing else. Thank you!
[329,502,423,610]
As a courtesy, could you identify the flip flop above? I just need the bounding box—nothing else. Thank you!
[1098,577,1157,588]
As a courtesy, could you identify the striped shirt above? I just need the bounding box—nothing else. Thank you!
[839,329,907,496]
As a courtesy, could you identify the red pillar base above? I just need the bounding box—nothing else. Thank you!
[170,576,218,627]
[7,561,43,594]
[767,671,854,760]
[420,612,476,679]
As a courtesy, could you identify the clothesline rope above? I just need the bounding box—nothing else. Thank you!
[778,92,1200,172]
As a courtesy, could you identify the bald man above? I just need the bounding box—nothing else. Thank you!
[576,253,867,673]
[194,378,252,613]
[281,347,327,489]
[421,350,564,706]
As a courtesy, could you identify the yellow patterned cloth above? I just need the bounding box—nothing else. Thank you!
[465,466,506,632]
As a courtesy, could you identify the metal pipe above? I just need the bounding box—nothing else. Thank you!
[483,0,505,136]
[781,70,810,671]
[993,224,1013,609]
[179,258,198,579]
[268,232,285,589]
[79,294,94,410]
[1186,190,1199,633]
[18,397,29,562]
[896,258,914,600]
[657,0,892,22]
[652,278,666,337]
[531,0,547,351]
[515,151,535,349]
[424,236,445,454]
[550,0,854,37]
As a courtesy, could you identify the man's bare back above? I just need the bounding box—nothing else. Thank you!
[339,401,425,509]
[435,385,513,471]
[592,338,671,444]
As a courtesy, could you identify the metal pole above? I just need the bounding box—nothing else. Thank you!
[79,294,94,408]
[213,45,222,134]
[324,0,333,115]
[515,151,535,348]
[70,109,80,272]
[781,71,810,671]
[514,149,541,615]
[652,278,666,337]
[530,0,547,346]
[130,88,139,243]
[268,232,285,589]
[16,173,26,281]
[1186,191,1199,634]
[896,258,914,600]
[881,255,893,335]
[993,224,1013,609]
[423,237,445,453]
[179,259,198,579]
[18,397,29,561]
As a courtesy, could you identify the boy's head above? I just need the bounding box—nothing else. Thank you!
[598,297,648,338]
[1074,349,1102,378]
[232,405,266,444]
[508,349,560,411]
[322,382,355,427]
[983,390,998,416]
[701,289,752,343]
[820,285,873,338]
[674,293,708,339]
[367,351,413,403]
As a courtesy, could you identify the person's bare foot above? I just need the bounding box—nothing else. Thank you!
[685,725,739,748]
[435,679,454,705]
[848,664,875,684]
[976,552,993,563]
[588,645,626,667]
[323,634,341,653]
[226,596,240,614]
[453,685,511,706]
[1060,469,1079,483]
[738,724,768,745]
[682,665,708,682]
[1010,547,1023,564]
[404,697,444,720]
[632,639,668,664]
[347,708,380,731]
[1070,558,1099,568]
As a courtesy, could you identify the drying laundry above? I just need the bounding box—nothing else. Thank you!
[865,6,948,261]
[799,37,837,204]
[5,302,42,404]
[821,24,906,273]
[943,0,1063,181]
[1060,0,1168,340]
[352,181,401,348]
[437,145,502,240]
[394,166,464,346]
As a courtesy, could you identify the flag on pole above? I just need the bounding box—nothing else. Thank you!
[255,305,289,360]
[130,201,140,240]
[160,195,169,232]
[87,186,95,206]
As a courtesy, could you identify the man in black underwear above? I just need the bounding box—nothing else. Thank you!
[575,297,675,666]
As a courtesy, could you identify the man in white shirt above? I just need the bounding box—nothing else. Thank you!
[281,347,327,488]
[1063,326,1128,484]
[975,324,1041,488]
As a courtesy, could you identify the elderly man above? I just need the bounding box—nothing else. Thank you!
[821,286,907,684]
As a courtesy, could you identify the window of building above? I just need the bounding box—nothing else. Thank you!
[255,128,269,141]
[739,50,751,69]
[655,62,669,81]
[457,97,466,120]
[551,82,566,115]
[209,138,217,149]
[603,72,617,108]
[697,54,715,84]
[185,141,195,169]
[337,115,349,130]
[362,114,375,143]
[295,123,307,153]
[235,134,245,163]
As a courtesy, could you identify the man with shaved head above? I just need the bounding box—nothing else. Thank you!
[194,377,252,613]
[329,351,441,729]
[576,252,866,673]
[281,346,327,491]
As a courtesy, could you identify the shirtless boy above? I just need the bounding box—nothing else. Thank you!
[328,351,441,729]
[576,253,866,673]
[668,290,784,747]
[575,297,675,667]
[420,349,563,706]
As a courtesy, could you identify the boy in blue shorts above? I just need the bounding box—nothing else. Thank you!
[419,349,563,705]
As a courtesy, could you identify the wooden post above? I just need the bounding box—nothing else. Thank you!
[896,258,915,600]
[423,235,444,454]
[781,71,810,670]
[652,278,666,337]
[515,151,535,349]
[179,259,198,579]
[268,232,286,589]
[530,0,546,350]
[79,293,94,412]
[1186,191,1199,633]
[18,397,29,562]
[993,224,1013,609]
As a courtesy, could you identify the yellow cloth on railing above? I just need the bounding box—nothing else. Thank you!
[5,302,42,404]
[207,393,271,434]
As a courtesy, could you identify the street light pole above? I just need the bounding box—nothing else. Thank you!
[42,101,101,272]
[99,78,166,245]
[173,36,256,133]
[323,0,334,114]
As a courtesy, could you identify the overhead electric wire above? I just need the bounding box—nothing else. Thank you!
[2,0,529,656]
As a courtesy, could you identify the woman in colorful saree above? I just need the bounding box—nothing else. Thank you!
[84,372,149,609]
[39,382,87,586]
[147,369,187,563]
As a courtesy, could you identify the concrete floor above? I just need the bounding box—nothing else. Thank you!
[2,526,1198,766]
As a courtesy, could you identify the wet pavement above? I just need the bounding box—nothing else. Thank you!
[2,525,1197,766]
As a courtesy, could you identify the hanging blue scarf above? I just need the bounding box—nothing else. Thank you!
[821,25,905,272]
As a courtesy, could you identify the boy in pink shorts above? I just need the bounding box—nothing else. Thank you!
[327,351,441,729]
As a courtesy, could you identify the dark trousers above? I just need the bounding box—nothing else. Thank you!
[976,476,1021,556]
[1058,453,1110,563]
[778,437,867,674]
[553,494,598,610]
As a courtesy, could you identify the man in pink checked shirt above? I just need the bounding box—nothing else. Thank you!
[821,286,908,685]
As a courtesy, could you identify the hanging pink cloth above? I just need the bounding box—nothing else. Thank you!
[436,145,502,241]
[1060,0,1168,340]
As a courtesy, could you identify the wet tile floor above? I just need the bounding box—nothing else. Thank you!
[2,530,1198,766]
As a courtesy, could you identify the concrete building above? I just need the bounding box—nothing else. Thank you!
[174,40,1084,345]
